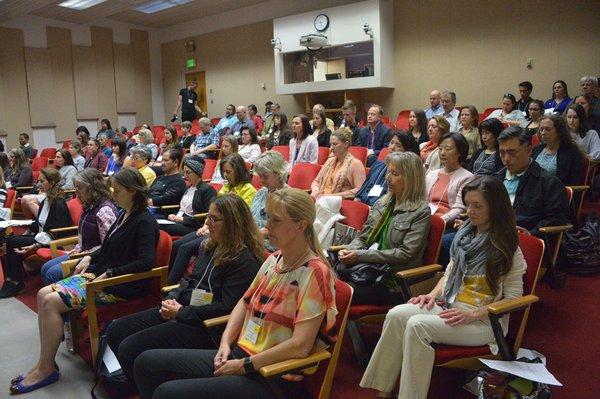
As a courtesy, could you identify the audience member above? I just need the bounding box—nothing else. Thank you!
[338,152,430,305]
[8,168,159,394]
[76,126,91,158]
[133,188,336,399]
[312,109,332,147]
[440,91,460,132]
[105,138,127,176]
[237,126,261,163]
[361,176,525,399]
[265,112,292,149]
[408,109,429,146]
[40,169,118,284]
[485,93,525,126]
[356,132,417,206]
[357,105,393,166]
[229,105,255,138]
[217,153,256,206]
[422,116,450,171]
[496,126,569,236]
[579,76,600,115]
[159,158,216,236]
[458,106,481,159]
[574,94,600,132]
[310,128,366,199]
[189,118,218,159]
[340,100,361,145]
[516,81,534,118]
[180,121,196,150]
[107,194,263,383]
[98,133,113,158]
[426,133,473,224]
[566,104,600,161]
[247,104,263,132]
[521,99,545,137]
[544,80,571,114]
[138,129,158,161]
[148,149,186,207]
[173,80,201,123]
[7,148,33,188]
[84,139,109,172]
[289,114,318,167]
[69,141,85,171]
[0,168,72,298]
[130,145,157,187]
[0,153,10,182]
[18,133,35,159]
[261,102,280,136]
[97,118,115,139]
[533,113,584,185]
[468,118,503,176]
[425,90,444,119]
[311,103,335,131]
[158,127,182,159]
[210,135,238,184]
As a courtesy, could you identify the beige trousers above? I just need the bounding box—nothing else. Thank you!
[360,303,495,399]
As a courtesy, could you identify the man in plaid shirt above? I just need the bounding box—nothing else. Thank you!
[189,117,219,159]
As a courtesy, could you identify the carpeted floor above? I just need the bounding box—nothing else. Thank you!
[1,240,599,398]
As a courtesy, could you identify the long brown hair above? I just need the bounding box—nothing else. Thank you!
[203,194,264,266]
[462,176,518,295]
[41,167,65,204]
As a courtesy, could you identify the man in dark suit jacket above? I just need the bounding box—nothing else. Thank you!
[19,133,35,159]
[357,104,392,166]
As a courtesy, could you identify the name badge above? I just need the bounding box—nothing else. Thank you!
[368,242,379,250]
[368,184,383,197]
[233,131,240,136]
[190,289,213,306]
[244,317,263,344]
[188,99,193,104]
[428,203,439,215]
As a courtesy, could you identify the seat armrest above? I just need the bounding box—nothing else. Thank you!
[259,350,331,377]
[193,212,207,221]
[60,259,81,277]
[160,205,180,210]
[568,185,590,192]
[203,315,230,328]
[487,294,538,315]
[396,264,443,280]
[49,236,78,256]
[50,226,78,235]
[85,266,168,290]
[538,224,573,235]
[161,284,179,294]
[328,245,347,253]
[15,186,34,193]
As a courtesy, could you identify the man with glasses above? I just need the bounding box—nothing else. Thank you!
[129,145,156,187]
[440,91,460,132]
[229,105,255,138]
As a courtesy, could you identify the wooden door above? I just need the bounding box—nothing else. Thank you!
[185,71,207,115]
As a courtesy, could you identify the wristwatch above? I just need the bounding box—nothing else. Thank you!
[243,357,255,374]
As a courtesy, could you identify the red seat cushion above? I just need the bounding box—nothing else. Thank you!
[433,343,491,365]
[36,248,66,260]
[349,304,393,320]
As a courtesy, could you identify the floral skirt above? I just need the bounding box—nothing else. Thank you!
[52,273,124,309]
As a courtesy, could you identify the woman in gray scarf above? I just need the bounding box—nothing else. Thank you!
[360,176,527,399]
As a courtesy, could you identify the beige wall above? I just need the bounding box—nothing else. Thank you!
[0,26,152,148]
[161,0,600,121]
[161,20,304,122]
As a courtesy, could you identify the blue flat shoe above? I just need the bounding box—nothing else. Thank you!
[10,371,59,395]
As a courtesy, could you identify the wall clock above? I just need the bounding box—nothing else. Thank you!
[314,14,330,32]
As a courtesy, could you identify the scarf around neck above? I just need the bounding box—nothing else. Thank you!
[315,152,354,197]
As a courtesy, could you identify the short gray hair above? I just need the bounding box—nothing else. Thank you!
[130,144,152,162]
[98,132,108,140]
[252,150,288,184]
[199,117,211,127]
[441,90,457,104]
[580,76,598,88]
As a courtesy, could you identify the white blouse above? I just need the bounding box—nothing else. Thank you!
[238,144,262,163]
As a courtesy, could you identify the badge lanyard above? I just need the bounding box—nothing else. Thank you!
[195,253,216,293]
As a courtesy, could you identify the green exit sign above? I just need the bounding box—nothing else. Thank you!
[186,58,196,68]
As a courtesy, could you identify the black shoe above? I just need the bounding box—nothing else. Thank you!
[0,281,25,298]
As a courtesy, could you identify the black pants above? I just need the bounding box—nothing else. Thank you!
[3,234,36,282]
[106,307,216,380]
[347,281,400,305]
[134,345,306,399]
[159,222,196,239]
[181,113,196,123]
[168,232,203,284]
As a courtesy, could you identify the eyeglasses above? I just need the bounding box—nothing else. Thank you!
[206,214,223,223]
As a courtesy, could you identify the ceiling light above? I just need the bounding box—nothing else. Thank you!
[58,0,107,10]
[135,0,193,14]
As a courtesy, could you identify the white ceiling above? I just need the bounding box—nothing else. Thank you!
[0,0,361,29]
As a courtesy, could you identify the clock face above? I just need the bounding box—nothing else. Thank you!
[314,14,329,32]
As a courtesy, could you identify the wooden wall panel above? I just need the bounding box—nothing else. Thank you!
[131,30,153,125]
[0,27,31,148]
[91,26,117,129]
[72,45,98,120]
[47,27,77,142]
[113,43,136,113]
[24,47,56,128]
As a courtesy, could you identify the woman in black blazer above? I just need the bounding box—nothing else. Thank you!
[0,167,72,298]
[532,114,584,186]
[9,167,159,395]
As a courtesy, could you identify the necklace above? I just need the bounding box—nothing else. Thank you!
[278,249,312,273]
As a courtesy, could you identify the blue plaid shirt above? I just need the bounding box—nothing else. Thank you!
[194,130,219,148]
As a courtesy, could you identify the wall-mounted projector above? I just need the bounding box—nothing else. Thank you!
[299,34,328,49]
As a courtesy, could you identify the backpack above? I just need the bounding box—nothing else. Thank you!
[92,321,134,399]
[562,213,600,276]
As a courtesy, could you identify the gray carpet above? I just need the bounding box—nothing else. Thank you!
[0,297,109,399]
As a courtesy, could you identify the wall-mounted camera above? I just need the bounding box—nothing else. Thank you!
[270,37,282,51]
[363,23,373,38]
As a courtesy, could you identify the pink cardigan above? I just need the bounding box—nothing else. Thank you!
[425,167,474,223]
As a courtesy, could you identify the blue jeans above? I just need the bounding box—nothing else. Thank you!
[439,232,456,268]
[40,254,70,285]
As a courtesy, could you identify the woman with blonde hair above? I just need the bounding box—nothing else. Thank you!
[310,128,366,199]
[337,152,431,305]
[133,188,337,399]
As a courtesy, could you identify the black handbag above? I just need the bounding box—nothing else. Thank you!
[335,261,390,288]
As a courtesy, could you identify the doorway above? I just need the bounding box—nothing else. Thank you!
[185,71,207,115]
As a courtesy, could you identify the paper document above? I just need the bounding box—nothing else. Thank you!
[157,219,176,225]
[102,346,122,374]
[517,348,546,365]
[479,358,562,386]
[0,219,34,229]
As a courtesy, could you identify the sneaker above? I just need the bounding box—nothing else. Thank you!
[0,280,25,298]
